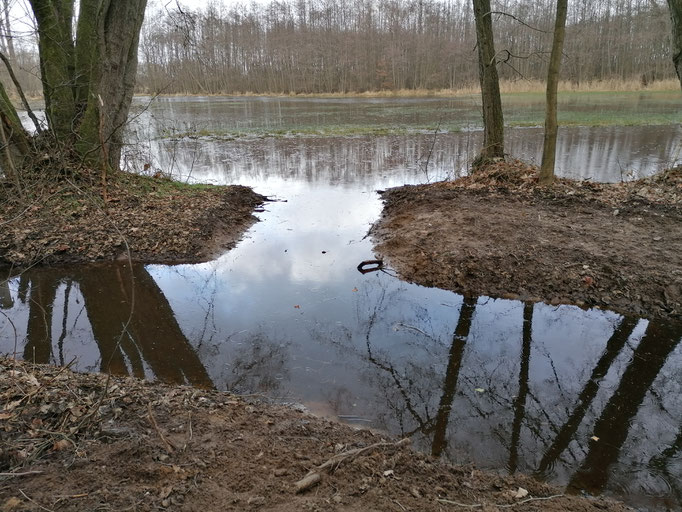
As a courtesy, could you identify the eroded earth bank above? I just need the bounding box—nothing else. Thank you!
[0,359,630,512]
[371,161,682,321]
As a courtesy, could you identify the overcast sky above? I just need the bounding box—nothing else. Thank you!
[8,0,260,31]
[7,0,255,46]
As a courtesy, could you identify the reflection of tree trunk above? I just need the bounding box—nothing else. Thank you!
[431,296,477,457]
[568,320,682,494]
[24,272,61,364]
[536,316,639,475]
[0,279,12,309]
[649,423,682,502]
[508,302,533,473]
[78,264,213,388]
[56,281,73,366]
[650,424,682,467]
[17,274,29,303]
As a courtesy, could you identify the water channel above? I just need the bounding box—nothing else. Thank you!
[3,96,682,510]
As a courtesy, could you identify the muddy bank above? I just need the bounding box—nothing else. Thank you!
[0,174,265,268]
[371,162,681,320]
[0,358,629,512]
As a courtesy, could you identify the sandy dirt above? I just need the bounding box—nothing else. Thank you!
[371,162,681,321]
[0,358,631,512]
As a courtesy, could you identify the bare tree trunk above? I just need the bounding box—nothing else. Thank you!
[76,0,148,169]
[668,0,682,88]
[29,0,77,142]
[472,0,504,165]
[539,0,568,185]
[0,0,15,61]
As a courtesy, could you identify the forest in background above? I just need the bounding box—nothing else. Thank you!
[1,0,678,96]
[139,0,676,94]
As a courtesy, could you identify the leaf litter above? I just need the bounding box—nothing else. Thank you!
[0,357,630,511]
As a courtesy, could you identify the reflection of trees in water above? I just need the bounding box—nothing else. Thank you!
[568,320,682,495]
[14,264,213,389]
[23,271,60,365]
[535,316,640,476]
[223,334,290,395]
[148,126,680,187]
[319,282,682,502]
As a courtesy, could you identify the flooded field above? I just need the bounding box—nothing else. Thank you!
[3,95,682,510]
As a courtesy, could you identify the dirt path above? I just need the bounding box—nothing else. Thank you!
[371,162,681,321]
[0,358,630,512]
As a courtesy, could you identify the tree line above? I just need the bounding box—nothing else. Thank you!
[136,0,675,95]
[0,0,680,185]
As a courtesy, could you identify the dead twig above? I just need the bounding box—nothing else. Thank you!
[0,470,43,477]
[183,412,193,451]
[19,489,54,512]
[147,402,176,454]
[437,493,566,508]
[293,438,410,493]
[0,51,42,134]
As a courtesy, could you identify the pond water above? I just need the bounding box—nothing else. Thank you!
[3,96,682,510]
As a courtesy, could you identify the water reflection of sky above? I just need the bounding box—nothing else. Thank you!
[4,97,682,511]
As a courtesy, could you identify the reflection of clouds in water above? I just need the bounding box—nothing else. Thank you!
[8,97,682,509]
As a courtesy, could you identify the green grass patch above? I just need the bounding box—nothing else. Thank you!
[115,172,221,197]
[151,90,682,140]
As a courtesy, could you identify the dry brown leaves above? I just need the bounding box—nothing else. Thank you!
[0,174,265,268]
[445,160,682,207]
[0,358,232,475]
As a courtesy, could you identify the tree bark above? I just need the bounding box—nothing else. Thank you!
[29,0,77,142]
[77,0,148,169]
[472,0,504,164]
[539,0,568,185]
[668,0,682,87]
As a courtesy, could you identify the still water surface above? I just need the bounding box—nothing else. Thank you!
[3,97,682,510]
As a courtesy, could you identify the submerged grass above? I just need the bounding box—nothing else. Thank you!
[152,89,682,140]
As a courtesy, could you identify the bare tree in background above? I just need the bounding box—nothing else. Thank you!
[668,0,682,88]
[134,1,675,96]
[539,0,568,185]
[0,0,16,61]
[472,0,504,165]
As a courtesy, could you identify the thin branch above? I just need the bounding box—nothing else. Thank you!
[437,494,565,508]
[0,51,42,134]
[484,11,548,33]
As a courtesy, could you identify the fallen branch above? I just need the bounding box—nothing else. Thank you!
[0,470,44,477]
[293,472,321,493]
[437,493,566,508]
[293,438,410,493]
[0,51,42,134]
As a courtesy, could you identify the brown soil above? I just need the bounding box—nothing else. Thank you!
[0,173,265,269]
[371,161,682,321]
[0,358,630,512]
